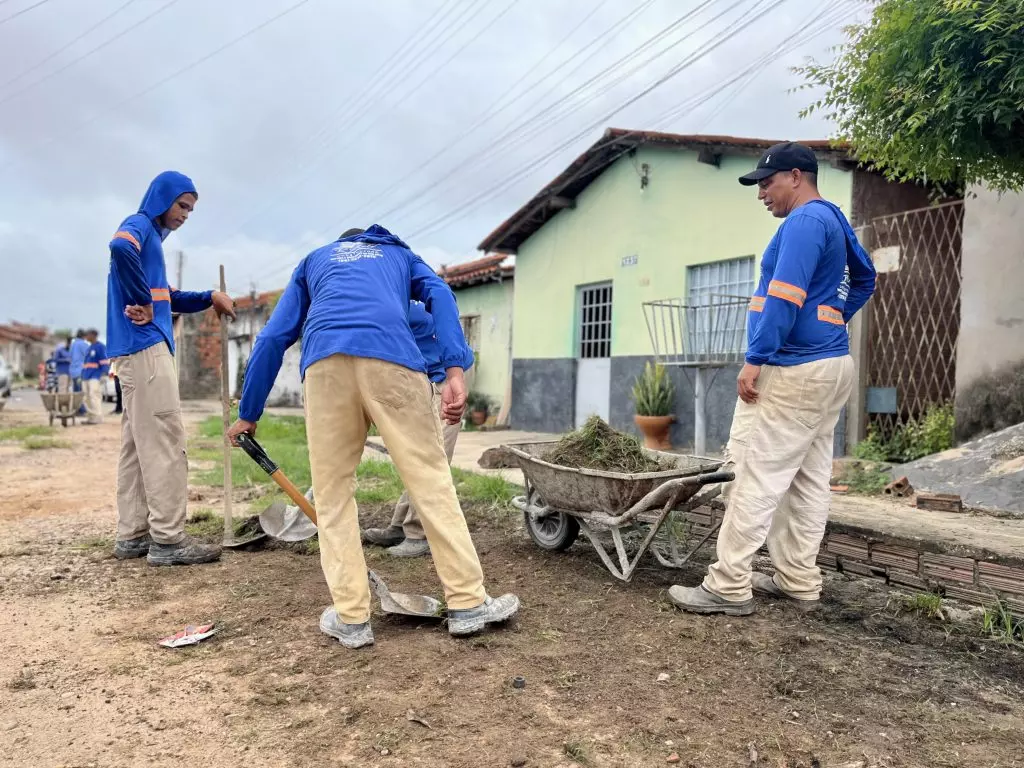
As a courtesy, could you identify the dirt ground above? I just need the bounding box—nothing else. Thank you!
[2,398,1024,768]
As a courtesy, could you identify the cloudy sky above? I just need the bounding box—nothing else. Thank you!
[0,0,868,331]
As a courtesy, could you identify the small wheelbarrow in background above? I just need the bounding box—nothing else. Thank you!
[506,440,734,582]
[40,391,86,427]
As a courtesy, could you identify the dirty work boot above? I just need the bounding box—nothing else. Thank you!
[113,534,152,560]
[362,525,404,547]
[448,594,521,637]
[319,607,374,649]
[752,572,820,612]
[668,584,754,616]
[146,535,221,567]
[386,538,430,558]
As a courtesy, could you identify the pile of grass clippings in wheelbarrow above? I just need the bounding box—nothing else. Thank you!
[544,415,666,473]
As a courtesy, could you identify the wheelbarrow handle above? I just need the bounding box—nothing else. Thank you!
[691,470,735,486]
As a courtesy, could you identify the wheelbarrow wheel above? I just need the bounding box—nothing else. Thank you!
[523,490,579,552]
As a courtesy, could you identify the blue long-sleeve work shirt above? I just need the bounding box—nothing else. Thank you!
[239,225,472,423]
[745,199,876,366]
[105,171,212,358]
[69,338,89,378]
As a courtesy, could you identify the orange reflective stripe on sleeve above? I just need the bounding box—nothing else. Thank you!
[83,362,99,369]
[817,305,844,325]
[748,295,766,313]
[113,230,141,250]
[766,279,807,308]
[151,288,171,302]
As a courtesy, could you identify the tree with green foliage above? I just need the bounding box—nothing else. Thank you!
[795,0,1024,192]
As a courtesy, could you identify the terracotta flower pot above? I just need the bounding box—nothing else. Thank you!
[634,414,674,451]
[471,410,487,426]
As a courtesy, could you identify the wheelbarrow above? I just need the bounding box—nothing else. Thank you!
[40,391,86,427]
[505,440,734,582]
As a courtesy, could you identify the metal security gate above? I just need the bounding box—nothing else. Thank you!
[575,282,612,428]
[865,201,963,439]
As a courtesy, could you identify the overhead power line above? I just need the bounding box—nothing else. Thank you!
[0,0,51,27]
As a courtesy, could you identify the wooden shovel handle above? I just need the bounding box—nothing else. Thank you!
[270,469,317,525]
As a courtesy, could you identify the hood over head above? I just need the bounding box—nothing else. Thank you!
[338,223,410,249]
[138,171,197,225]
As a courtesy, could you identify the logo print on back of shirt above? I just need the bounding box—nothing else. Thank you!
[837,265,851,301]
[330,242,384,264]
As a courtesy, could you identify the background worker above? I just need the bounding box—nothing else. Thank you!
[669,143,876,616]
[362,299,473,558]
[107,170,236,566]
[228,224,519,650]
[81,328,109,425]
[69,329,89,415]
[53,337,71,392]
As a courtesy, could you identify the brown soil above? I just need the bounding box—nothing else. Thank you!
[2,401,1024,767]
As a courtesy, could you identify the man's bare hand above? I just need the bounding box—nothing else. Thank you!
[211,291,237,321]
[737,363,762,404]
[124,303,154,326]
[227,418,257,446]
[441,367,467,425]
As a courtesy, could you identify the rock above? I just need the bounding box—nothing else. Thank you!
[478,446,517,469]
[666,754,680,764]
[656,673,670,683]
[50,573,64,581]
[511,759,527,767]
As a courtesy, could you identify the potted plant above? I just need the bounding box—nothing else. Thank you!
[466,391,491,426]
[632,361,675,450]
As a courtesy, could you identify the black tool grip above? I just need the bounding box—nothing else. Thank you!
[235,433,278,475]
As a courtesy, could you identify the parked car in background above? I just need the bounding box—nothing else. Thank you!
[102,372,117,402]
[0,354,12,398]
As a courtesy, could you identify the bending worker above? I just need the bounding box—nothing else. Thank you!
[227,225,519,649]
[670,142,876,616]
[362,299,472,559]
[107,171,236,566]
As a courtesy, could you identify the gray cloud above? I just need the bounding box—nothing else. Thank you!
[0,0,864,330]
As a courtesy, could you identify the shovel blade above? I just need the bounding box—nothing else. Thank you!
[368,570,443,618]
[259,501,318,542]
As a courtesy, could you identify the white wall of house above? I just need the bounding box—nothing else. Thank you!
[958,185,1024,391]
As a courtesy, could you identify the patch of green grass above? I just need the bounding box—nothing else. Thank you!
[836,462,891,495]
[194,413,311,490]
[982,598,1024,646]
[452,468,519,510]
[563,741,591,765]
[23,435,72,450]
[74,536,113,552]
[894,591,946,620]
[0,425,54,442]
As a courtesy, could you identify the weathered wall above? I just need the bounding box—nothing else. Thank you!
[510,358,575,433]
[957,185,1024,394]
[178,310,221,400]
[850,169,933,226]
[452,279,513,410]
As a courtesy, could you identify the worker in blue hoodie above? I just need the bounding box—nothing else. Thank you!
[362,299,474,558]
[227,225,519,650]
[81,328,109,425]
[53,338,72,392]
[670,143,876,617]
[106,171,236,566]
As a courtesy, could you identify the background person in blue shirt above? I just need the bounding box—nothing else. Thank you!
[227,225,519,650]
[362,300,474,559]
[69,329,89,414]
[106,171,236,567]
[670,143,876,617]
[53,337,71,392]
[81,329,110,425]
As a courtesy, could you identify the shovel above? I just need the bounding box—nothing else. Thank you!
[368,569,443,618]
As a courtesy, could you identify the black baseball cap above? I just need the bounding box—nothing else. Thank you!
[738,142,818,186]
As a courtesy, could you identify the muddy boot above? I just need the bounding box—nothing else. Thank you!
[362,525,404,547]
[147,535,221,567]
[319,607,374,649]
[113,534,152,560]
[448,594,521,637]
[386,538,430,558]
[668,584,754,616]
[751,572,820,612]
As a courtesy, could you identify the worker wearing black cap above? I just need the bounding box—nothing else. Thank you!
[669,142,876,617]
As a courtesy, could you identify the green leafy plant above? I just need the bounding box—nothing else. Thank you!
[631,362,675,417]
[854,403,955,462]
[466,391,491,413]
[982,597,1024,646]
[794,0,1024,192]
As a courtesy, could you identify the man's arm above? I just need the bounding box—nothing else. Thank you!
[745,215,823,366]
[235,261,311,427]
[97,342,110,377]
[842,236,876,322]
[169,288,213,314]
[408,256,464,370]
[109,224,152,307]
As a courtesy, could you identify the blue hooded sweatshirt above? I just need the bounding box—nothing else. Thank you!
[54,344,71,376]
[69,337,89,378]
[239,225,471,423]
[409,299,474,383]
[745,199,876,367]
[105,171,213,359]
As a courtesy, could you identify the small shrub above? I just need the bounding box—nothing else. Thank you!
[982,598,1024,646]
[466,391,491,413]
[631,361,674,417]
[856,403,955,462]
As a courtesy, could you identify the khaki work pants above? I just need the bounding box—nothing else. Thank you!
[388,382,462,540]
[56,374,70,393]
[83,378,103,424]
[113,343,188,544]
[704,355,854,601]
[304,354,486,624]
